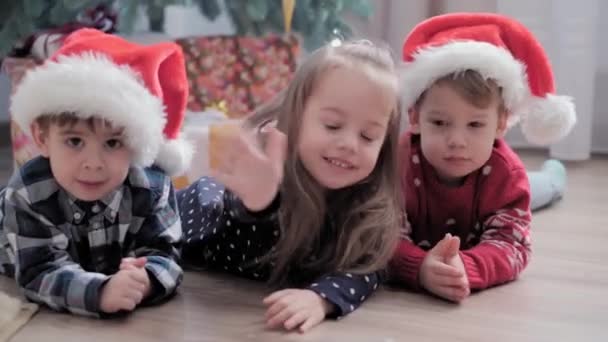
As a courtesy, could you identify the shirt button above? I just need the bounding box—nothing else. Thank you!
[73,212,82,220]
[92,205,101,213]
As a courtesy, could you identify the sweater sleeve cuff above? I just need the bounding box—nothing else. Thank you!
[460,250,486,289]
[389,241,427,290]
[143,256,184,304]
[83,274,111,316]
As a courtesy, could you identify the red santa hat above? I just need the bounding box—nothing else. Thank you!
[10,28,193,175]
[401,13,576,145]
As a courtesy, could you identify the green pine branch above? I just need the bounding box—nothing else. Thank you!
[0,0,373,59]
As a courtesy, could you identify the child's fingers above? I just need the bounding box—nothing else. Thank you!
[118,297,138,311]
[431,261,464,278]
[264,292,294,320]
[447,286,470,302]
[266,306,295,328]
[130,257,147,268]
[119,258,133,269]
[122,288,144,305]
[121,257,147,268]
[444,236,461,259]
[260,120,278,132]
[264,301,286,321]
[283,310,309,330]
[230,131,269,169]
[263,289,293,305]
[210,152,237,175]
[120,263,137,271]
[213,132,257,171]
[108,292,138,312]
[263,128,288,172]
[299,314,323,333]
[429,236,451,256]
[210,151,257,193]
[121,257,137,264]
[126,268,149,285]
[451,235,460,247]
[264,294,298,321]
[435,285,470,303]
[233,132,261,161]
[127,278,147,295]
[462,286,471,298]
[433,274,469,288]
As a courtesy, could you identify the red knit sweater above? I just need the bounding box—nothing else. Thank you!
[390,133,532,290]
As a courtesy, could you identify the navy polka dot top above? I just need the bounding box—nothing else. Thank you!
[178,176,381,318]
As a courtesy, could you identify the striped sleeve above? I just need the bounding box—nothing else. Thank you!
[133,173,183,303]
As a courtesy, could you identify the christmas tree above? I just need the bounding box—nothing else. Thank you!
[0,0,373,58]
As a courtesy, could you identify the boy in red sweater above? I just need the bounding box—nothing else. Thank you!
[390,13,577,302]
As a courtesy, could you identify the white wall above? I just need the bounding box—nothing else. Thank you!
[592,1,608,153]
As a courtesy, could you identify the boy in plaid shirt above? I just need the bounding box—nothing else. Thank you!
[0,29,193,317]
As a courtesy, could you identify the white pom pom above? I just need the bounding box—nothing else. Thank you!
[519,94,577,145]
[154,137,195,176]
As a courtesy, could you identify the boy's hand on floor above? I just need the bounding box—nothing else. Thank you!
[120,257,147,269]
[99,266,150,313]
[263,289,333,333]
[441,235,470,298]
[119,257,152,299]
[419,234,470,303]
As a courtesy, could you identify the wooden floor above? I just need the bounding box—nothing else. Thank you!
[1,150,607,342]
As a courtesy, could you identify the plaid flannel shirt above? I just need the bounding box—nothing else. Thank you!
[0,156,183,317]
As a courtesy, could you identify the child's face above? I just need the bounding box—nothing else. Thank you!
[297,66,394,190]
[32,119,131,201]
[409,82,507,183]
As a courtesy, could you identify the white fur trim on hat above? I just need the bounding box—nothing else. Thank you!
[10,53,166,168]
[401,40,576,144]
[401,40,528,118]
[154,137,194,176]
[518,94,576,145]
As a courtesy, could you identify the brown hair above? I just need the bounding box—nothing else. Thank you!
[415,69,507,113]
[35,112,122,135]
[245,40,403,286]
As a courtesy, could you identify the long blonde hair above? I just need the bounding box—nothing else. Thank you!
[246,40,403,286]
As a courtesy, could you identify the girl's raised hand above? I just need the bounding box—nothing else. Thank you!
[210,124,287,212]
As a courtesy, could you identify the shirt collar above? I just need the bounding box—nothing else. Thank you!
[61,186,124,223]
